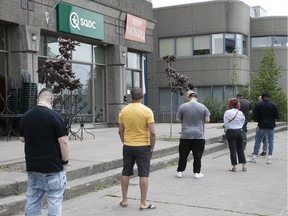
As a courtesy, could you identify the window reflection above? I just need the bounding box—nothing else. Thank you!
[93,65,106,122]
[73,43,92,63]
[72,64,92,114]
[212,34,224,54]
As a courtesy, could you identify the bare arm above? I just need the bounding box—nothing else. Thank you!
[204,116,210,123]
[19,136,25,143]
[148,122,156,150]
[118,123,125,143]
[58,135,69,162]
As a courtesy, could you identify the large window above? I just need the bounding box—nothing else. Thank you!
[0,26,7,98]
[225,34,235,53]
[251,37,271,48]
[212,34,224,54]
[273,36,288,47]
[176,37,192,57]
[193,35,210,55]
[125,52,142,96]
[159,38,174,58]
[38,35,107,122]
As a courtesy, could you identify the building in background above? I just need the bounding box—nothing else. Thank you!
[147,0,287,122]
[0,0,156,127]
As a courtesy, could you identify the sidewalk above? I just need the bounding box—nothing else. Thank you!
[0,122,286,216]
[40,127,287,216]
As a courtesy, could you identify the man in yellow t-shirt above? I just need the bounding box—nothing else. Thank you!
[118,87,156,210]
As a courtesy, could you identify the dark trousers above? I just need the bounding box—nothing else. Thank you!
[177,139,205,174]
[226,129,246,165]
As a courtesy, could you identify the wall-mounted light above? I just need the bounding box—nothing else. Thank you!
[32,33,37,41]
[122,51,126,57]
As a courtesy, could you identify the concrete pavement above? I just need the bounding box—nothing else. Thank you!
[0,122,286,216]
[41,129,287,216]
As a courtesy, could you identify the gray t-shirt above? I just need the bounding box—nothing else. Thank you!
[176,101,210,139]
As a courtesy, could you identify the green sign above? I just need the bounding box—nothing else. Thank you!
[57,3,104,40]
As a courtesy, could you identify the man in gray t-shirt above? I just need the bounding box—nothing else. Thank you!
[175,92,210,179]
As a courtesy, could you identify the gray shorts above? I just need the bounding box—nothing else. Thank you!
[122,145,152,177]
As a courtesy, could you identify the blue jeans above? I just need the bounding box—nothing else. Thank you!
[25,170,66,216]
[252,128,274,156]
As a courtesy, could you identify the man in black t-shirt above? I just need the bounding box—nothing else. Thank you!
[19,88,69,216]
[237,94,252,150]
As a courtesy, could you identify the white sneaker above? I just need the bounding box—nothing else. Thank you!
[193,173,204,179]
[266,156,272,164]
[175,171,183,178]
[248,155,256,163]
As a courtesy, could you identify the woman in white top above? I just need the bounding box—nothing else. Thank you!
[223,98,247,172]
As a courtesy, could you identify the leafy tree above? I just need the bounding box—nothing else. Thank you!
[230,48,239,97]
[249,48,287,121]
[37,38,81,93]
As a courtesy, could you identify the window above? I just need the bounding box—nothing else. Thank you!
[225,34,235,53]
[273,36,288,47]
[212,34,224,54]
[243,35,247,55]
[72,43,92,63]
[93,46,105,64]
[38,35,107,121]
[93,65,106,122]
[193,35,210,55]
[235,34,243,54]
[251,37,271,48]
[127,52,141,69]
[159,38,174,58]
[176,37,192,57]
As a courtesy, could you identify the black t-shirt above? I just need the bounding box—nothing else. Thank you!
[19,106,68,173]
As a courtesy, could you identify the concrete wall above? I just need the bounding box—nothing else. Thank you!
[0,0,156,125]
[250,17,288,95]
[147,0,251,107]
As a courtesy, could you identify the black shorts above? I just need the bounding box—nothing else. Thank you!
[122,145,152,177]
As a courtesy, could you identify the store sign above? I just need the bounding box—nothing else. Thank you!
[57,3,104,40]
[125,14,146,43]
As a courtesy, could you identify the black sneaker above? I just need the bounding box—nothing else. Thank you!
[259,152,267,156]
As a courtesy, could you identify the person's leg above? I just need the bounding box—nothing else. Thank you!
[262,131,268,154]
[139,177,149,208]
[177,139,191,172]
[121,146,134,206]
[252,128,266,156]
[267,129,275,156]
[226,130,238,166]
[242,122,248,150]
[121,176,130,206]
[236,130,246,170]
[191,139,205,174]
[135,146,154,209]
[45,170,67,216]
[25,172,45,216]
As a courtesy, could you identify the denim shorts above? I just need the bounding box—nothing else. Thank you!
[122,145,152,177]
[25,170,67,216]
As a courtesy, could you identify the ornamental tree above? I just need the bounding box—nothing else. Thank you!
[37,38,81,93]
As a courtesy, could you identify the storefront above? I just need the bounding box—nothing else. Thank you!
[0,0,155,129]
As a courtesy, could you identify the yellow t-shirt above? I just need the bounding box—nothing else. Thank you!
[118,103,154,146]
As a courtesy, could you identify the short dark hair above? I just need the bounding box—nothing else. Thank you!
[131,87,143,100]
[261,93,270,100]
[187,83,194,90]
[236,93,244,99]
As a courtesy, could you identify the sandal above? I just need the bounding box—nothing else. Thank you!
[229,168,236,172]
[242,167,247,172]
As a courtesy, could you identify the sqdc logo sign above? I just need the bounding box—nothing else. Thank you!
[70,12,96,30]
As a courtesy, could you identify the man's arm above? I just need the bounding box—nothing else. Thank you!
[204,116,210,123]
[147,122,156,150]
[58,135,69,162]
[118,123,125,143]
